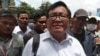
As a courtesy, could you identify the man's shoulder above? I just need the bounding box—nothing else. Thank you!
[67,34,81,44]
[67,34,77,40]
[12,33,24,47]
[13,26,21,34]
[26,26,32,33]
[84,30,94,40]
[26,32,49,44]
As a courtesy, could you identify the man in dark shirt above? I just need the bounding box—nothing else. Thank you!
[67,9,96,56]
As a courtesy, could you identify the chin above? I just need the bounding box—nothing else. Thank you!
[53,29,64,33]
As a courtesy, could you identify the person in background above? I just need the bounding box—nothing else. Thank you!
[0,10,24,56]
[13,11,31,37]
[22,1,86,56]
[28,14,35,30]
[23,12,47,45]
[67,9,96,56]
[33,12,47,33]
[95,21,100,38]
[95,20,100,56]
[86,17,97,38]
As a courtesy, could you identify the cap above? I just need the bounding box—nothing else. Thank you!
[74,9,88,18]
[88,17,97,24]
[0,10,14,17]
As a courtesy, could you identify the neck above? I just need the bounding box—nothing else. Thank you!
[51,32,66,43]
[19,25,27,33]
[71,27,82,34]
[34,27,44,34]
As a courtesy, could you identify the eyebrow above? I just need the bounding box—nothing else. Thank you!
[49,12,67,15]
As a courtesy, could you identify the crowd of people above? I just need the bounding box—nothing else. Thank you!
[0,1,100,56]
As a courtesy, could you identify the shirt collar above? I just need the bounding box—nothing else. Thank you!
[41,31,73,43]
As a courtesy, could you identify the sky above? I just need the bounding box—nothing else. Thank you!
[15,0,100,16]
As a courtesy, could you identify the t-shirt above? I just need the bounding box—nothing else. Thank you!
[73,30,85,48]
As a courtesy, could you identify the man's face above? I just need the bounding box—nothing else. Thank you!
[47,6,69,33]
[0,16,16,35]
[35,16,46,30]
[72,16,87,29]
[18,13,29,27]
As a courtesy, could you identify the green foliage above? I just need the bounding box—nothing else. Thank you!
[9,0,15,6]
[11,1,51,16]
[37,1,51,14]
[14,2,36,15]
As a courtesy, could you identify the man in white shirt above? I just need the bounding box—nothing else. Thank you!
[22,1,86,56]
[13,11,31,36]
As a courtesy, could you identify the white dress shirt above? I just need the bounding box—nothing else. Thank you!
[22,31,86,56]
[13,25,31,36]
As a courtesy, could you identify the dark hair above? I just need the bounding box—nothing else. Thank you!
[17,11,29,18]
[46,1,71,19]
[33,12,41,22]
[88,17,97,24]
[40,12,46,17]
[33,12,46,22]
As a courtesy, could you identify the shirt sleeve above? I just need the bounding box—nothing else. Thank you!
[22,38,33,56]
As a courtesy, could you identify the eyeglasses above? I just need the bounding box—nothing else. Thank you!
[0,21,16,26]
[48,14,69,20]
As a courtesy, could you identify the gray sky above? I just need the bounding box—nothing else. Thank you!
[16,0,100,16]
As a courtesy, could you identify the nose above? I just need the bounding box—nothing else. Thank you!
[42,23,46,26]
[23,19,27,22]
[55,16,61,21]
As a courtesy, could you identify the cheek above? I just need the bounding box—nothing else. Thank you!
[18,19,23,22]
[36,22,41,26]
[64,19,69,29]
[0,25,5,30]
[72,20,78,25]
[46,19,52,28]
[0,27,4,32]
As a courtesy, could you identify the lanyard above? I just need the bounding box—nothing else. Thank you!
[6,38,13,56]
[0,38,13,56]
[0,45,6,56]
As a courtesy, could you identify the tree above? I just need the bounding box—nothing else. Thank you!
[15,2,36,15]
[9,0,15,6]
[11,1,51,15]
[37,1,51,14]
